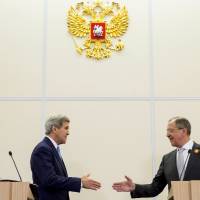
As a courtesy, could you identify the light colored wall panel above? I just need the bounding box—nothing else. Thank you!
[1,0,200,199]
[46,101,152,200]
[46,0,150,97]
[0,102,41,182]
[154,0,200,97]
[0,0,43,97]
[155,101,200,200]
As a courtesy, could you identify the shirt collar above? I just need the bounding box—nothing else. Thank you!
[178,139,193,151]
[46,136,58,149]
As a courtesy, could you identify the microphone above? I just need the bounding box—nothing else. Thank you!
[8,151,22,182]
[179,149,192,180]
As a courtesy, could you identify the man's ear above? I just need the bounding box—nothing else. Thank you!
[52,126,57,132]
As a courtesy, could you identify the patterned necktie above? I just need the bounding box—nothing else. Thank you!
[57,146,62,159]
[177,148,185,180]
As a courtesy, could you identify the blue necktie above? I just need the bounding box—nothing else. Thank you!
[57,146,62,159]
[57,146,67,175]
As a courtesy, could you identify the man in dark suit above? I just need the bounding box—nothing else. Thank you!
[112,116,200,198]
[31,115,101,200]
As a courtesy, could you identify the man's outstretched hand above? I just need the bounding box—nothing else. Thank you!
[112,176,135,192]
[81,174,101,190]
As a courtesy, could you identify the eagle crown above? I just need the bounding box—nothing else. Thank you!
[77,1,121,21]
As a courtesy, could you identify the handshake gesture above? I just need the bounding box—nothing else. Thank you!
[81,174,135,192]
[81,174,101,190]
[112,176,135,192]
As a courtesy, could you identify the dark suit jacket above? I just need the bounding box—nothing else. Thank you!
[30,137,81,200]
[131,142,200,198]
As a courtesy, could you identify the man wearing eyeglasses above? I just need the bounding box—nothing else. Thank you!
[112,116,200,198]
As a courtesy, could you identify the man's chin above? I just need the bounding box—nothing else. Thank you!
[170,141,176,147]
[171,143,179,148]
[59,140,66,144]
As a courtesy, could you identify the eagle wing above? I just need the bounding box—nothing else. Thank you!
[107,7,128,38]
[67,7,90,37]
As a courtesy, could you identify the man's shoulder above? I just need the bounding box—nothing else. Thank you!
[193,141,200,148]
[32,137,52,153]
[30,138,54,165]
[163,149,176,159]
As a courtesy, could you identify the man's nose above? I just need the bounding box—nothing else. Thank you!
[166,133,170,138]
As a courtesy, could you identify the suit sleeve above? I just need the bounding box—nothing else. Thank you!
[130,156,167,198]
[31,146,81,192]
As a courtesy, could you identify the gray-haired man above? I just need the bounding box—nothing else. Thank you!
[113,117,200,198]
[31,115,101,200]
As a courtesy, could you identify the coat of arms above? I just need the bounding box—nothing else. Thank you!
[67,0,129,60]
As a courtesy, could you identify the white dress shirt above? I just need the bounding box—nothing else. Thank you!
[46,136,59,150]
[176,139,194,170]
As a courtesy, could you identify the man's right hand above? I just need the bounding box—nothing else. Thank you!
[81,174,101,190]
[112,176,135,192]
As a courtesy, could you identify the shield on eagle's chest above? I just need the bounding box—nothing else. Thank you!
[90,22,106,40]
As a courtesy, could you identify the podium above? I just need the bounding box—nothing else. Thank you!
[168,181,200,200]
[0,181,38,200]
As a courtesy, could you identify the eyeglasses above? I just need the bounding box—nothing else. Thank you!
[167,128,184,133]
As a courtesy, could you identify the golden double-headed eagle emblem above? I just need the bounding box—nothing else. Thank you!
[67,0,129,60]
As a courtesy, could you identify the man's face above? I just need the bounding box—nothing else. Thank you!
[166,121,186,147]
[54,122,70,145]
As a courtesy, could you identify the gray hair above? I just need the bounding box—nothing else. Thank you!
[169,116,191,135]
[45,115,70,135]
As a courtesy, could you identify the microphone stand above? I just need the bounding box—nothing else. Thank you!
[8,151,22,182]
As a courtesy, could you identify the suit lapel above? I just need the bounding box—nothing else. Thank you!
[57,155,68,176]
[170,150,180,179]
[52,146,68,176]
[44,137,68,176]
[184,142,200,180]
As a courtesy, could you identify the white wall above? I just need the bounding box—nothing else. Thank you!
[0,0,200,200]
